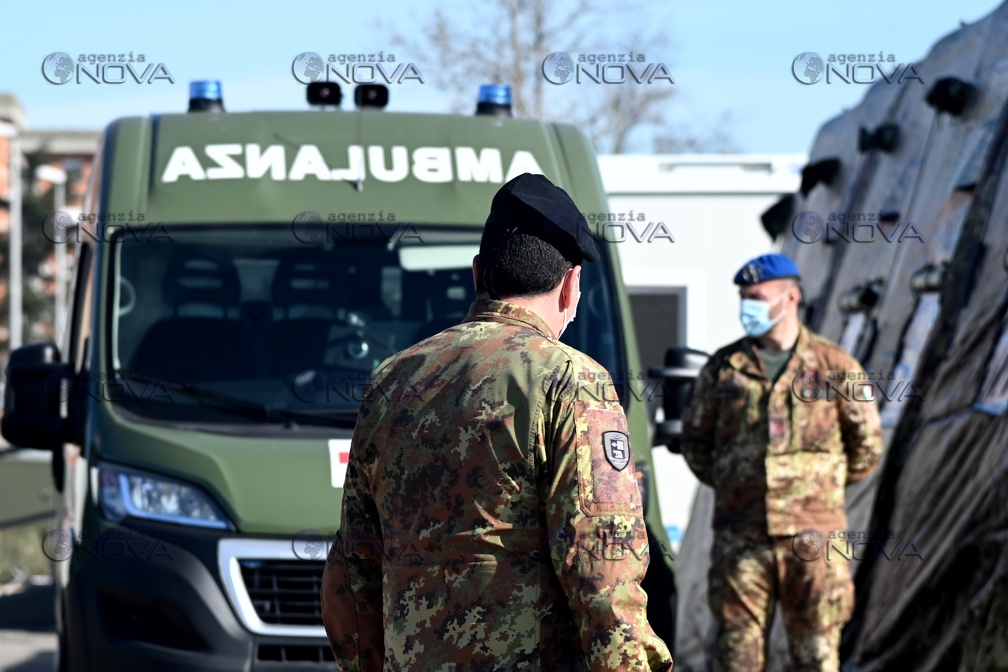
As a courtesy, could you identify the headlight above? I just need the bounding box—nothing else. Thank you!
[95,464,230,529]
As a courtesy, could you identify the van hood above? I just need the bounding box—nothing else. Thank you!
[93,409,351,535]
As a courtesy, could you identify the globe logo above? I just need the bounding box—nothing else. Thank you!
[793,370,826,402]
[793,210,825,243]
[292,52,325,84]
[42,52,74,85]
[292,369,326,403]
[792,528,826,561]
[43,210,75,244]
[42,529,73,562]
[543,51,575,85]
[292,528,327,560]
[292,210,324,243]
[792,52,825,85]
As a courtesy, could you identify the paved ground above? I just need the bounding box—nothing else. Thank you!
[0,583,55,672]
[0,630,54,671]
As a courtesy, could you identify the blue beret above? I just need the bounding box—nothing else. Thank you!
[482,173,598,264]
[734,253,801,285]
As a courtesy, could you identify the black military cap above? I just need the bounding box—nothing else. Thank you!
[481,173,598,264]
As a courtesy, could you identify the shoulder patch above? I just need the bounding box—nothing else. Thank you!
[602,431,630,470]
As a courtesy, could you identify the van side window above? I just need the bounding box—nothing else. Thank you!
[67,243,94,375]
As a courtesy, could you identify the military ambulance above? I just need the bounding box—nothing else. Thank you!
[3,81,677,670]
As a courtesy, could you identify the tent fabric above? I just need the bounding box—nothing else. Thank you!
[673,4,1008,670]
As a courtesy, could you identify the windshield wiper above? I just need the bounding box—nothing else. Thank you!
[116,373,359,428]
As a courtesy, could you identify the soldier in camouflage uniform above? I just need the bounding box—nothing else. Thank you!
[321,173,673,671]
[681,254,883,672]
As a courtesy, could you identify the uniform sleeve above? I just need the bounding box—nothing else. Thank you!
[680,360,718,486]
[837,356,884,484]
[543,364,674,672]
[321,431,384,672]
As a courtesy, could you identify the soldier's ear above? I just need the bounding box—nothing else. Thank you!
[561,265,580,309]
[472,255,480,292]
[789,280,802,305]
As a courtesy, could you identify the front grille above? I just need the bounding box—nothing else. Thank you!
[239,559,325,626]
[254,643,337,671]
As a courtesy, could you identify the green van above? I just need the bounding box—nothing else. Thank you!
[3,81,677,671]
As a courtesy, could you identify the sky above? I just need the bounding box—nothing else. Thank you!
[2,0,1003,155]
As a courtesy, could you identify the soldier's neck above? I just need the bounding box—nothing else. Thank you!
[757,319,800,352]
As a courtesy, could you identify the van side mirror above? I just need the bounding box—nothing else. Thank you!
[647,346,709,453]
[2,342,72,450]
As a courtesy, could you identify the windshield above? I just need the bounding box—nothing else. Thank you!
[108,224,623,424]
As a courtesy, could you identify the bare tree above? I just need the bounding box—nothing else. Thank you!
[385,0,730,153]
[576,75,676,154]
[389,0,594,118]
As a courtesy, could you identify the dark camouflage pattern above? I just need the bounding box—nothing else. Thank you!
[681,323,880,671]
[322,299,673,671]
[708,530,853,671]
[681,323,883,537]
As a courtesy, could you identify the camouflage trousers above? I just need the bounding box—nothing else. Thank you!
[708,530,854,672]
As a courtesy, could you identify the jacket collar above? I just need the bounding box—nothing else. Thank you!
[463,299,557,339]
[726,322,817,380]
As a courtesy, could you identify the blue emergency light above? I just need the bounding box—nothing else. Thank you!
[188,80,225,113]
[475,84,513,117]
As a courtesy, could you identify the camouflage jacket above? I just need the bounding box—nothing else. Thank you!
[322,299,673,671]
[680,323,882,536]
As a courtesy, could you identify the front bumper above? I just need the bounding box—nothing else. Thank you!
[63,522,335,671]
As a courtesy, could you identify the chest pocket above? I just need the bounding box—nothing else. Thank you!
[713,375,756,441]
[791,382,843,451]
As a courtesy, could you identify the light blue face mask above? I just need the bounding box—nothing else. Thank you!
[740,290,787,337]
